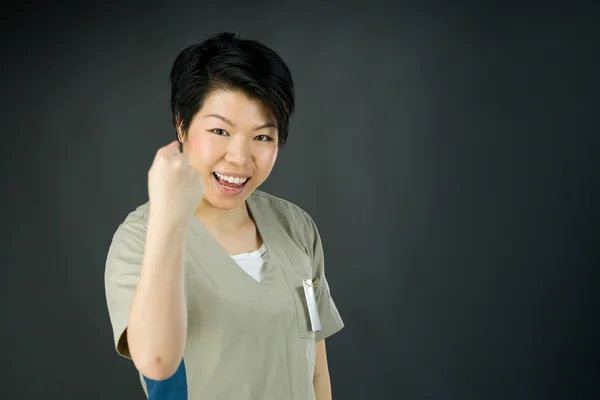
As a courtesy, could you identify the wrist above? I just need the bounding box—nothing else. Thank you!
[148,209,188,234]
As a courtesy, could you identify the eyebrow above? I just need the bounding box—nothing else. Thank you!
[204,114,277,131]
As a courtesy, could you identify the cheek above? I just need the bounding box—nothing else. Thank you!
[257,147,278,174]
[188,133,222,155]
[186,134,220,172]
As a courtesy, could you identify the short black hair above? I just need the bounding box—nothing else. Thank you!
[169,32,295,147]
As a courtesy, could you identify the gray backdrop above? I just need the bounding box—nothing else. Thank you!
[2,1,598,399]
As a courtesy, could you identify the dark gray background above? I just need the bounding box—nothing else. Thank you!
[1,1,598,399]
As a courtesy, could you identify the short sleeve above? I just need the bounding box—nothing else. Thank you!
[305,216,345,342]
[104,215,147,359]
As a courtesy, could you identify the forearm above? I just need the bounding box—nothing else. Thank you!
[128,214,188,380]
[313,374,332,400]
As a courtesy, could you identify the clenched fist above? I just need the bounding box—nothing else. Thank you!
[148,140,205,225]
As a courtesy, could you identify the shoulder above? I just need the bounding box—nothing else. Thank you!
[110,202,150,247]
[105,202,150,275]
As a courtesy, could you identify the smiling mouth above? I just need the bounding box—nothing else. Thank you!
[213,172,251,193]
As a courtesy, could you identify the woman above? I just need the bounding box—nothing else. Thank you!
[104,32,344,399]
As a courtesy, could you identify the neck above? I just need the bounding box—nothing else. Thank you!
[194,197,250,232]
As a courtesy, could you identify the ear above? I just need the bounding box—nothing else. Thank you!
[175,118,186,143]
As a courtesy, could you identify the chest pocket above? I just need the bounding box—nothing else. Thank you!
[279,256,316,340]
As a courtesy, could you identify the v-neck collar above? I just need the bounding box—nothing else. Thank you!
[186,194,284,291]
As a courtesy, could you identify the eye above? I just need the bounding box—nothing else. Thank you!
[255,135,273,142]
[210,129,228,136]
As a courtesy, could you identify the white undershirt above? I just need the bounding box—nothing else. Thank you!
[229,243,268,282]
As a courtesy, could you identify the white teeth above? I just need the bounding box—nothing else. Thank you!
[215,172,248,184]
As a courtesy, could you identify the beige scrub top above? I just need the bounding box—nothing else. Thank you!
[104,190,345,399]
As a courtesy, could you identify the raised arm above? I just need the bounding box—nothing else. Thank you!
[127,214,188,380]
[126,140,204,380]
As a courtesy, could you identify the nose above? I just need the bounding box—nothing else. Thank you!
[224,136,251,166]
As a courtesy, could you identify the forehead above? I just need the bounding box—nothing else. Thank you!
[199,89,274,124]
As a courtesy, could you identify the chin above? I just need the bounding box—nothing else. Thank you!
[204,193,248,211]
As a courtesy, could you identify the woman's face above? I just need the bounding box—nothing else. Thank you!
[180,89,279,211]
